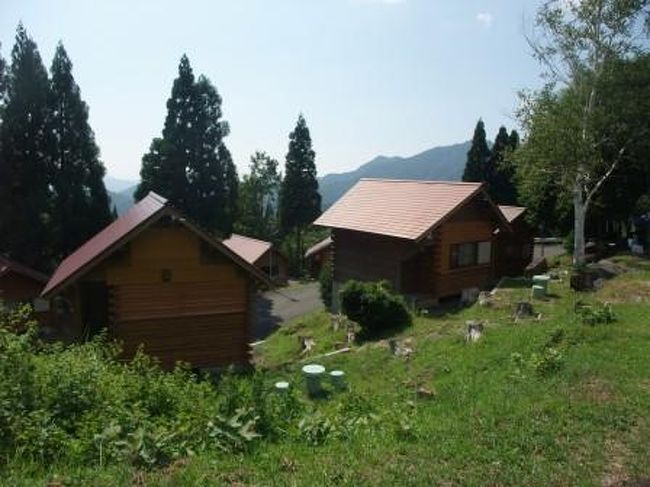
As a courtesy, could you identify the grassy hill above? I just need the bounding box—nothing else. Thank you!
[2,254,650,485]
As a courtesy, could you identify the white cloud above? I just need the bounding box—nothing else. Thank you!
[476,12,493,28]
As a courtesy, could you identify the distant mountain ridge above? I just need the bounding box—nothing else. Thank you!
[318,141,470,208]
[103,140,471,214]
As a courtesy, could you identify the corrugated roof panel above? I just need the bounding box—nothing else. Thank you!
[42,192,167,296]
[314,179,484,240]
[498,205,527,223]
[222,234,272,265]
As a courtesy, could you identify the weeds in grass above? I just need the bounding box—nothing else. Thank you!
[577,301,616,326]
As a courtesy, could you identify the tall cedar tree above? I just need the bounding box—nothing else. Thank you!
[136,56,237,236]
[488,126,519,205]
[235,151,281,240]
[48,43,112,260]
[462,119,491,183]
[0,25,53,271]
[0,43,6,105]
[280,115,321,272]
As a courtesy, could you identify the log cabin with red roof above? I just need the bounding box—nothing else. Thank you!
[0,256,50,323]
[42,192,270,369]
[314,179,526,308]
[223,234,288,284]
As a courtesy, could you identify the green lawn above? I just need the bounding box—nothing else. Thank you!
[6,254,650,486]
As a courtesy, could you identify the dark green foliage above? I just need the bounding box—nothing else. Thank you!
[48,43,112,260]
[0,42,6,104]
[339,280,411,337]
[488,126,519,205]
[279,115,321,272]
[235,151,281,241]
[136,56,237,236]
[0,305,276,468]
[462,119,491,183]
[0,25,53,271]
[318,261,333,309]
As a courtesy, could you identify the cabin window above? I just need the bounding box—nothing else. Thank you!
[477,241,492,264]
[450,241,492,269]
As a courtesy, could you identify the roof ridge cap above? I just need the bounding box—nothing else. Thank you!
[359,178,482,186]
[227,233,271,245]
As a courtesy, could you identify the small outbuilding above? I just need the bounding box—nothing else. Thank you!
[494,205,534,278]
[304,236,333,277]
[223,234,288,284]
[42,192,270,369]
[314,179,517,308]
[0,255,50,322]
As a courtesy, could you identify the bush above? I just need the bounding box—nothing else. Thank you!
[577,301,616,326]
[339,280,411,337]
[318,263,333,309]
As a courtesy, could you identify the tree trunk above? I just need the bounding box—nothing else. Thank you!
[573,186,587,266]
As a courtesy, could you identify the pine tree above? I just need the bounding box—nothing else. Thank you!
[508,129,520,152]
[487,126,519,205]
[0,25,53,271]
[279,114,321,273]
[136,57,236,236]
[0,43,6,105]
[48,43,112,260]
[462,119,491,183]
[136,55,195,207]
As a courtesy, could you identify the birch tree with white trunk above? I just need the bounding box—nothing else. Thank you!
[517,0,649,266]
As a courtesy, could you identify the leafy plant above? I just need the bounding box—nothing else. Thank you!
[577,302,616,326]
[340,280,412,338]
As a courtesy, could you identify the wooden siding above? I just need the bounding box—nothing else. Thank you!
[113,312,248,369]
[0,273,44,301]
[431,198,498,298]
[255,248,289,284]
[333,229,417,291]
[495,218,534,278]
[76,222,251,368]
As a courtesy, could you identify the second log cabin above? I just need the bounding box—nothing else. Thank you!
[314,179,530,308]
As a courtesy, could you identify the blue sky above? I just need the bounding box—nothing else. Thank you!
[0,0,544,180]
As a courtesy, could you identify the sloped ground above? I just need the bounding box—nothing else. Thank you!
[8,254,650,486]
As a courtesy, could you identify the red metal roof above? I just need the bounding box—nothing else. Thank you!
[42,192,168,296]
[223,234,272,265]
[0,256,49,283]
[305,236,332,258]
[498,205,527,223]
[314,179,489,240]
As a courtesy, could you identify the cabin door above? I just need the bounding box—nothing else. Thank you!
[80,281,110,338]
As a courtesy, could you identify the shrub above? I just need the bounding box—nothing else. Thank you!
[319,263,333,309]
[530,347,564,376]
[339,280,411,337]
[577,302,616,326]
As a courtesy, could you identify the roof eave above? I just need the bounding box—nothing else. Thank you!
[41,205,171,298]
